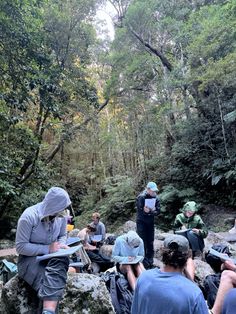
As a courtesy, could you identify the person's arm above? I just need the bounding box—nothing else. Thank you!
[173,214,183,231]
[153,197,160,216]
[222,260,236,271]
[58,217,67,244]
[136,195,145,211]
[112,239,129,264]
[100,223,106,241]
[193,216,208,238]
[16,218,50,256]
[138,241,145,260]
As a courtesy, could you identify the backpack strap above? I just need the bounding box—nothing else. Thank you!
[110,273,121,314]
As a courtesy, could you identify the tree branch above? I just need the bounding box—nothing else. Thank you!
[45,99,110,164]
[128,26,173,72]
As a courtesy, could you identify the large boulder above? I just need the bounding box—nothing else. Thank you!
[1,273,114,314]
[116,220,136,234]
[0,248,18,264]
[194,259,213,289]
[100,244,113,258]
[61,273,114,313]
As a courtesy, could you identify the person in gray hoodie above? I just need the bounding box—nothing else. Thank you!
[16,187,72,314]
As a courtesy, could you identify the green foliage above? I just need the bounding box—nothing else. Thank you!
[76,175,136,231]
[158,185,197,230]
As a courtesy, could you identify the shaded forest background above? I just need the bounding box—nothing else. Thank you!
[0,0,236,238]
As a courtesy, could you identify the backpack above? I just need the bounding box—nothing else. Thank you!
[0,259,18,284]
[205,243,231,273]
[105,235,117,245]
[101,271,133,314]
[87,251,114,272]
[203,273,221,309]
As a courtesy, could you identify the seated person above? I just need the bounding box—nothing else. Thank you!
[173,201,208,258]
[211,260,236,314]
[89,212,106,247]
[131,234,208,314]
[78,224,97,251]
[222,288,236,314]
[79,223,113,272]
[68,224,97,273]
[112,231,145,291]
[16,187,72,314]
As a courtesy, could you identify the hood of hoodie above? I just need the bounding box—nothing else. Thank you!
[39,187,71,219]
[126,231,142,248]
[181,201,198,213]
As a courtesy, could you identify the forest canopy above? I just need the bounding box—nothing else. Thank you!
[0,0,235,234]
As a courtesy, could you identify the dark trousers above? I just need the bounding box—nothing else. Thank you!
[186,230,204,253]
[87,250,114,272]
[137,220,154,267]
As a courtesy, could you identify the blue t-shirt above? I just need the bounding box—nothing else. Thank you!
[131,268,208,314]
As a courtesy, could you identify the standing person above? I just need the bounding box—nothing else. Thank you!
[89,212,106,246]
[112,231,145,291]
[136,181,160,268]
[173,201,208,258]
[16,187,72,314]
[131,234,208,314]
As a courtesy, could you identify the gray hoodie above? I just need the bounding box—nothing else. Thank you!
[15,187,71,287]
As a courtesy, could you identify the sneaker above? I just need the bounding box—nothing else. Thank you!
[42,311,55,314]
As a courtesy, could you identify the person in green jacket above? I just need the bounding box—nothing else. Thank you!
[173,201,208,258]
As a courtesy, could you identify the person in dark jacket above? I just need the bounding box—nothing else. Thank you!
[136,181,160,268]
[16,187,72,314]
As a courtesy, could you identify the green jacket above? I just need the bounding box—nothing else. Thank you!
[173,213,208,238]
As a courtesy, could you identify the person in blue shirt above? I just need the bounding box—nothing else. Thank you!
[112,231,145,290]
[131,234,208,314]
[222,288,236,314]
[136,181,160,268]
[89,212,106,247]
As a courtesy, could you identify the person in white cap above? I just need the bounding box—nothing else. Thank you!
[136,181,160,268]
[131,234,208,314]
[16,187,72,314]
[112,231,145,290]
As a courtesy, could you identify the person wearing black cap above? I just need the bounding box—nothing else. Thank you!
[136,181,160,268]
[131,234,208,314]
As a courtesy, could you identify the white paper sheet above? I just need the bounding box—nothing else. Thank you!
[144,198,156,211]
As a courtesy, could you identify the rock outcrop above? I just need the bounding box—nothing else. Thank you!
[1,273,114,314]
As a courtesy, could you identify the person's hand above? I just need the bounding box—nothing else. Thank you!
[128,256,135,262]
[59,244,70,249]
[49,241,60,253]
[144,206,150,213]
[222,260,236,271]
[192,228,200,234]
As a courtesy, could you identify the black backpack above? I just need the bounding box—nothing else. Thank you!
[205,243,231,273]
[101,272,133,314]
[105,235,117,245]
[203,273,221,309]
